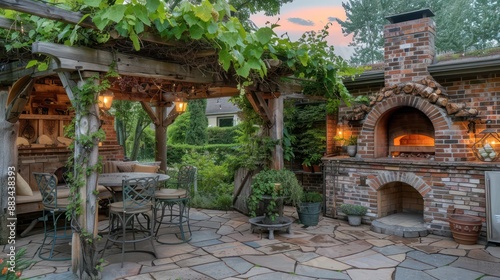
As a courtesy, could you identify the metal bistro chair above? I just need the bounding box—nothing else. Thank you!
[101,176,158,267]
[34,173,72,261]
[154,165,196,244]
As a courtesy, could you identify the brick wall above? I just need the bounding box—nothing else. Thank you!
[18,115,124,190]
[384,17,436,86]
[323,158,489,236]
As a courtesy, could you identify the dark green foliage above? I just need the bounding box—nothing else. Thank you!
[185,99,208,145]
[167,143,239,165]
[207,126,240,144]
[226,96,277,170]
[247,169,303,219]
[167,112,191,145]
[302,191,323,203]
[285,102,327,166]
[340,203,368,216]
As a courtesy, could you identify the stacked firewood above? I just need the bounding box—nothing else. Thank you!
[345,77,478,120]
[393,153,434,159]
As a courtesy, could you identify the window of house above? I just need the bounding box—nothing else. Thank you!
[218,117,233,127]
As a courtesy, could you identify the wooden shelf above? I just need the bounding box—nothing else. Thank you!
[19,114,73,121]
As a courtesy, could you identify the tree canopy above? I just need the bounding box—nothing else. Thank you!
[338,0,500,65]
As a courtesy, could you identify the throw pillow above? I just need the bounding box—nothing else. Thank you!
[133,164,160,173]
[116,163,135,173]
[16,173,34,196]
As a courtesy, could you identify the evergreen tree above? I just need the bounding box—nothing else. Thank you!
[185,99,208,145]
[338,0,499,65]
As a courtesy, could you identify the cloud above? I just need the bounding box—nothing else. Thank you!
[287,17,315,26]
[328,16,339,22]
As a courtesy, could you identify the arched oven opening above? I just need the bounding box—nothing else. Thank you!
[375,106,435,159]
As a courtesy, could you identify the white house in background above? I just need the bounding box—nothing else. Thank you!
[206,97,240,127]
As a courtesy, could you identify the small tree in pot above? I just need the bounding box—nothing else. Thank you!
[339,203,367,226]
[248,169,303,224]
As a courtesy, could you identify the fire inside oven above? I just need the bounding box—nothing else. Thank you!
[388,107,435,159]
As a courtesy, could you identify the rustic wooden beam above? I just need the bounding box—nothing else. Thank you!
[0,0,94,28]
[254,91,273,124]
[0,16,25,31]
[32,42,214,83]
[245,90,271,124]
[140,101,159,126]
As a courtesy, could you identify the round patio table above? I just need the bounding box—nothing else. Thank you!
[98,172,169,201]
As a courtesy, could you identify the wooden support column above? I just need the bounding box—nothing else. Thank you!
[269,95,284,170]
[0,89,19,245]
[58,71,100,279]
[156,106,168,172]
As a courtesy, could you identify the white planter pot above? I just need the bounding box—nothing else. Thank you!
[347,145,357,157]
[347,215,362,226]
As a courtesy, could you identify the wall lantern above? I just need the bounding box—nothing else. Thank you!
[472,120,500,162]
[98,90,114,111]
[175,97,187,113]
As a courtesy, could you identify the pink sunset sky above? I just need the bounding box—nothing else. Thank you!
[250,0,354,59]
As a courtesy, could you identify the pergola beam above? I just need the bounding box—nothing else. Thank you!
[32,42,214,83]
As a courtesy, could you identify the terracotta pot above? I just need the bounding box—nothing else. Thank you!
[312,165,321,173]
[448,214,482,245]
[302,164,312,173]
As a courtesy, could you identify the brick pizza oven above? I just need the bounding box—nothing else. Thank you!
[323,9,500,237]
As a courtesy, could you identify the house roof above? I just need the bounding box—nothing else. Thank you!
[343,53,500,87]
[205,97,240,116]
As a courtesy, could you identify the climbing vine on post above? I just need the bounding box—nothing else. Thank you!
[62,69,116,279]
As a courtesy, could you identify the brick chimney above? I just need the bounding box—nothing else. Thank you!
[384,9,436,86]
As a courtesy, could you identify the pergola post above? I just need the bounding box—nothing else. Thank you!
[156,106,168,172]
[58,71,100,279]
[0,90,19,245]
[269,95,284,170]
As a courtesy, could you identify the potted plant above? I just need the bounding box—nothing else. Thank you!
[247,169,303,224]
[339,203,367,226]
[346,135,358,157]
[297,191,323,227]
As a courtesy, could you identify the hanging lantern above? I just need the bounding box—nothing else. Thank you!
[175,97,187,113]
[472,121,500,162]
[98,90,114,111]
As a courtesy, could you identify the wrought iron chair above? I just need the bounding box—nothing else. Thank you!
[34,172,72,260]
[100,176,158,267]
[154,165,196,244]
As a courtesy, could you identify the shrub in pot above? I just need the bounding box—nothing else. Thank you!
[339,203,367,226]
[247,169,303,224]
[297,191,323,227]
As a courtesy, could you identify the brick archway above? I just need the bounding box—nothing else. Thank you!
[357,95,452,159]
[367,170,432,198]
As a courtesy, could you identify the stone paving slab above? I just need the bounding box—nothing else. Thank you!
[406,250,457,267]
[468,249,500,262]
[426,266,484,280]
[394,267,437,280]
[242,253,296,272]
[398,258,435,270]
[303,256,352,271]
[221,257,254,274]
[295,264,351,279]
[372,244,413,256]
[450,257,500,277]
[316,240,372,258]
[347,268,395,280]
[248,271,316,280]
[191,261,239,279]
[337,249,399,269]
[150,267,210,279]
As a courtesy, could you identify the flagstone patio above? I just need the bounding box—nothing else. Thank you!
[3,207,500,280]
